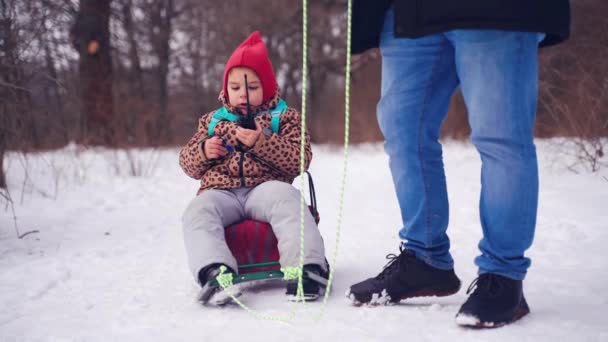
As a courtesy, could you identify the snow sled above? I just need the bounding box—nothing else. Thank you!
[207,172,323,291]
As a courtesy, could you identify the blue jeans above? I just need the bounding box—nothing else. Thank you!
[378,8,542,280]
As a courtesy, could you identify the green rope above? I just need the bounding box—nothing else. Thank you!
[281,266,303,281]
[216,268,298,322]
[216,265,234,289]
[215,265,300,322]
[297,0,309,306]
[311,0,352,322]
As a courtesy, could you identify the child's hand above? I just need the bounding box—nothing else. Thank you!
[203,136,228,159]
[236,122,262,147]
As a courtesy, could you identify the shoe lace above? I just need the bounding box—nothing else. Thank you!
[466,273,505,298]
[375,245,409,281]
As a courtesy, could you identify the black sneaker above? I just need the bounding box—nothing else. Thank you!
[197,264,236,305]
[347,246,461,305]
[286,264,329,301]
[456,273,530,328]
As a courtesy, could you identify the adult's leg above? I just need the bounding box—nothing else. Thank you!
[378,8,459,269]
[448,30,541,280]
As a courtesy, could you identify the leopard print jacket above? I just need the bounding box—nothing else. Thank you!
[179,91,312,194]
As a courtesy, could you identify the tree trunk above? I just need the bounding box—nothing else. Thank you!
[71,0,114,146]
[0,142,5,189]
[155,0,173,144]
[43,30,69,145]
[122,0,144,143]
[146,0,175,144]
[0,103,8,189]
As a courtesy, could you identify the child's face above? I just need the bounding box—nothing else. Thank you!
[227,67,263,111]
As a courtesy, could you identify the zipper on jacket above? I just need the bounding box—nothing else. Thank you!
[239,152,245,186]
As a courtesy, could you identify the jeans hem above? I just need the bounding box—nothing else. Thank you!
[478,269,526,281]
[406,245,454,270]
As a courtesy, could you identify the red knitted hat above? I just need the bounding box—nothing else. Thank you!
[223,31,278,104]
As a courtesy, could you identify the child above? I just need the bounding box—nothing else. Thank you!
[179,31,328,304]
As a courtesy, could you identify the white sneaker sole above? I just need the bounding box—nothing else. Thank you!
[345,289,392,306]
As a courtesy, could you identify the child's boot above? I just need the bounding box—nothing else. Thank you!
[285,264,329,301]
[197,263,235,304]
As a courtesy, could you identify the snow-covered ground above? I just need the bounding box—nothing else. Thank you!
[1,140,607,342]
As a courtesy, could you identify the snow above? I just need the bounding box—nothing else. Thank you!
[1,140,607,341]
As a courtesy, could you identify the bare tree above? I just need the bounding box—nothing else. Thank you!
[141,0,178,144]
[122,0,144,138]
[1,0,606,157]
[71,0,114,145]
[538,0,608,171]
[1,0,33,188]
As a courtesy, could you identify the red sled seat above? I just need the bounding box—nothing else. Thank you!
[225,221,280,274]
[222,173,320,284]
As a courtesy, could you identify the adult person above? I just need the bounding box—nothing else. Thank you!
[346,0,570,328]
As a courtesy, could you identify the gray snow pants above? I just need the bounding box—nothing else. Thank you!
[182,180,326,285]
